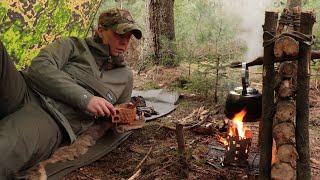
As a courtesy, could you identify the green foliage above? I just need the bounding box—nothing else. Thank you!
[303,0,320,49]
[159,36,180,67]
[173,0,246,101]
[139,80,161,91]
[180,70,215,96]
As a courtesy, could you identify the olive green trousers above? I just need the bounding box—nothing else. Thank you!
[0,40,63,179]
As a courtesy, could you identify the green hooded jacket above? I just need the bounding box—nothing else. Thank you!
[23,37,133,143]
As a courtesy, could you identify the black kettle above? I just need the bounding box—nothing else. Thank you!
[224,62,262,122]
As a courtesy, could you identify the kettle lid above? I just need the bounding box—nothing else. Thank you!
[230,86,260,96]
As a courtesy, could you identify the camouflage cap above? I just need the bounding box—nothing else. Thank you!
[98,8,142,39]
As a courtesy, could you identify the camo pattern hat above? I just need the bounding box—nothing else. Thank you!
[98,8,142,39]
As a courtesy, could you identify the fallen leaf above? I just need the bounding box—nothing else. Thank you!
[311,158,320,165]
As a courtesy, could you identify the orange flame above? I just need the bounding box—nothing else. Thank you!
[216,134,228,145]
[229,109,247,138]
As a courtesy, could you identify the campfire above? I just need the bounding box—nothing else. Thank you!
[219,109,253,167]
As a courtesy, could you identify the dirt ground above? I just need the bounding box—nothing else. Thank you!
[62,66,320,180]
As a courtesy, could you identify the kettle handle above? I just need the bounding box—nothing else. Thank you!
[241,62,249,95]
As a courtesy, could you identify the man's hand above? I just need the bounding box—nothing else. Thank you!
[86,96,116,117]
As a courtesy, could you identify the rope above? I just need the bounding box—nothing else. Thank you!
[263,8,315,47]
[263,31,314,47]
[278,9,300,27]
[279,12,294,26]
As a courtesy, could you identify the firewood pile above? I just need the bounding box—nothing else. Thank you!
[271,7,301,180]
[262,6,316,180]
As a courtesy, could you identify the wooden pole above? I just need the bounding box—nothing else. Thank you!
[259,11,278,180]
[176,123,185,155]
[296,11,315,180]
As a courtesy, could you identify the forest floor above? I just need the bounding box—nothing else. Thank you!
[62,66,320,180]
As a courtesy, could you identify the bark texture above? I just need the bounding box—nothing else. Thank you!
[296,12,315,180]
[259,11,278,180]
[142,0,161,63]
[140,0,175,68]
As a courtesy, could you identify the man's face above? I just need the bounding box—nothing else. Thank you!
[98,27,132,56]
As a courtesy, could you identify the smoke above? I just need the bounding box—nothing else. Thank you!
[220,0,275,60]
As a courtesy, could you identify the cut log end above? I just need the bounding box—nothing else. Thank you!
[271,162,295,180]
[274,36,299,58]
[278,62,297,78]
[277,144,299,163]
[274,100,295,125]
[273,122,295,146]
[276,79,296,98]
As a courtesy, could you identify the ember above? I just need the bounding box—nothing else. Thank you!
[223,109,253,167]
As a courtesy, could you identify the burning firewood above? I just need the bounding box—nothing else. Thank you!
[222,109,253,167]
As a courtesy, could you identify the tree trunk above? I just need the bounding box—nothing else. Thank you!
[140,0,161,70]
[140,0,175,69]
[159,0,176,65]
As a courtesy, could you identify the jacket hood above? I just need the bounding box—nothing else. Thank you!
[85,36,127,70]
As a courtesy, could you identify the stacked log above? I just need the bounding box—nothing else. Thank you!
[272,91,298,180]
[271,9,300,179]
[272,70,298,179]
[271,101,298,179]
[257,8,314,180]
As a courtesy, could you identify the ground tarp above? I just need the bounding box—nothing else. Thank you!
[47,89,179,179]
[132,89,179,121]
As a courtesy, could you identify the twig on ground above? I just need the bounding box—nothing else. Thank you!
[205,160,222,170]
[140,158,174,180]
[181,108,199,123]
[208,145,224,151]
[192,164,218,174]
[184,118,207,130]
[161,125,176,131]
[159,107,209,132]
[160,117,208,132]
[311,164,320,170]
[75,169,95,180]
[135,146,154,170]
[128,169,142,180]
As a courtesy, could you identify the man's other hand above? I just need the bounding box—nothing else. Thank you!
[86,96,115,117]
